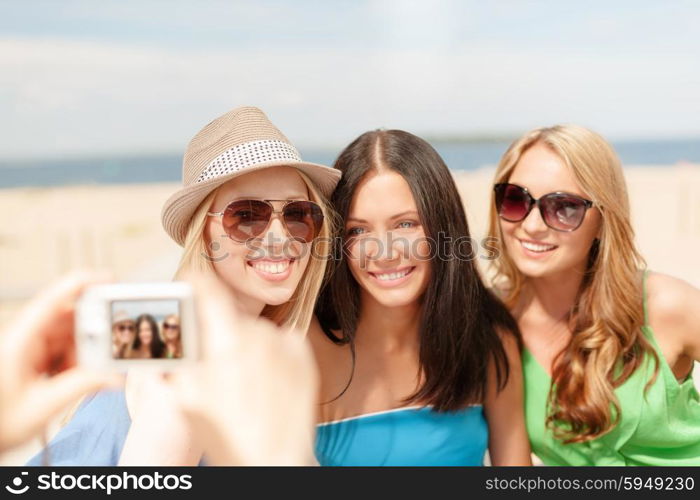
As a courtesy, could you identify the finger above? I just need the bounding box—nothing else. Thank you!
[3,270,113,349]
[185,272,249,358]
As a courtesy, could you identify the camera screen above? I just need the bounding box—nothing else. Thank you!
[110,299,182,360]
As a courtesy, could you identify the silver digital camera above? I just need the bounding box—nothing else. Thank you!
[76,282,198,370]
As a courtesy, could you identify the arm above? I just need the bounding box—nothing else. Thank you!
[483,332,532,466]
[0,271,119,454]
[647,272,700,368]
[118,371,204,465]
[122,273,319,466]
[173,272,318,465]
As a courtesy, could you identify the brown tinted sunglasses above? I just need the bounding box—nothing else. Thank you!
[208,199,324,243]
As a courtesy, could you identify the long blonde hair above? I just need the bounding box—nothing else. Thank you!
[174,170,337,333]
[487,124,657,443]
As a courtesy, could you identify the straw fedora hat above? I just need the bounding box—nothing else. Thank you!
[161,106,341,246]
[112,310,134,326]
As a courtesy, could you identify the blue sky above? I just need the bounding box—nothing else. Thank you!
[1,0,698,159]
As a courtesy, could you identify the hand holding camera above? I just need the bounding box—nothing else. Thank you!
[173,272,319,466]
[1,271,318,465]
[0,271,120,452]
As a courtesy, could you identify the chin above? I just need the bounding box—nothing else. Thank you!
[515,266,548,279]
[517,257,585,281]
[256,286,298,306]
[365,287,422,308]
[510,257,550,277]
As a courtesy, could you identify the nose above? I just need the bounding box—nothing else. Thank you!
[258,215,289,252]
[362,237,380,260]
[520,203,550,237]
[386,230,406,261]
[350,236,380,270]
[266,214,288,240]
[373,229,403,263]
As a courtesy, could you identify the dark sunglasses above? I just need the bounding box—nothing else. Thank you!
[163,322,179,330]
[116,324,135,332]
[208,199,324,243]
[494,183,594,232]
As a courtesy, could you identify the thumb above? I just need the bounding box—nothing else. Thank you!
[186,272,247,358]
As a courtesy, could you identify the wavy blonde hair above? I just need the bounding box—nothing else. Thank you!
[486,124,657,443]
[174,170,337,333]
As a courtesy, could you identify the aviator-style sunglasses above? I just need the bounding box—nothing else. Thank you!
[207,199,324,243]
[494,183,594,232]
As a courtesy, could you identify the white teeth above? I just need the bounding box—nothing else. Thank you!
[252,261,290,274]
[521,241,557,252]
[375,268,410,281]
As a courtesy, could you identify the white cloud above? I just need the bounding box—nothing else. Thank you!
[0,36,698,159]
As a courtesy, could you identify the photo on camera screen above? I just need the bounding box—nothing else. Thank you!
[110,299,182,360]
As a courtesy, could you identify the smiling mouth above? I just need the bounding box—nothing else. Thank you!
[368,266,415,282]
[248,258,294,275]
[519,239,558,253]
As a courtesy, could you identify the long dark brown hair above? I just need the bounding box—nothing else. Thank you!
[133,314,167,359]
[316,129,521,411]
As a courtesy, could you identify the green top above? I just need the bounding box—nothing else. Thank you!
[523,271,700,465]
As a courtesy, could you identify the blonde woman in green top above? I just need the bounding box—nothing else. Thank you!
[162,314,182,359]
[487,124,700,465]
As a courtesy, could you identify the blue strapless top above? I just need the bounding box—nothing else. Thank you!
[316,406,487,466]
[27,391,488,466]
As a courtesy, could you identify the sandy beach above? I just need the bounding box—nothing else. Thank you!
[3,164,698,314]
[1,164,699,464]
[0,183,183,326]
[2,164,700,332]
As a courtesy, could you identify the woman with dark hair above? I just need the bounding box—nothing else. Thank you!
[312,129,531,465]
[132,314,166,359]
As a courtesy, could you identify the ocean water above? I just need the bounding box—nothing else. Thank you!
[0,139,698,189]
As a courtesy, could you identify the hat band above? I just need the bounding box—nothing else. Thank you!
[195,139,302,184]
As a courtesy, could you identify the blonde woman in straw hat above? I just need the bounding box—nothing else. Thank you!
[111,311,136,359]
[27,106,340,466]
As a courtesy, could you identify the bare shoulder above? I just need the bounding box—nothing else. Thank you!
[646,271,700,349]
[306,315,325,345]
[486,327,524,404]
[494,326,522,365]
[646,271,699,325]
[306,315,354,404]
[307,315,340,344]
[306,315,346,362]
